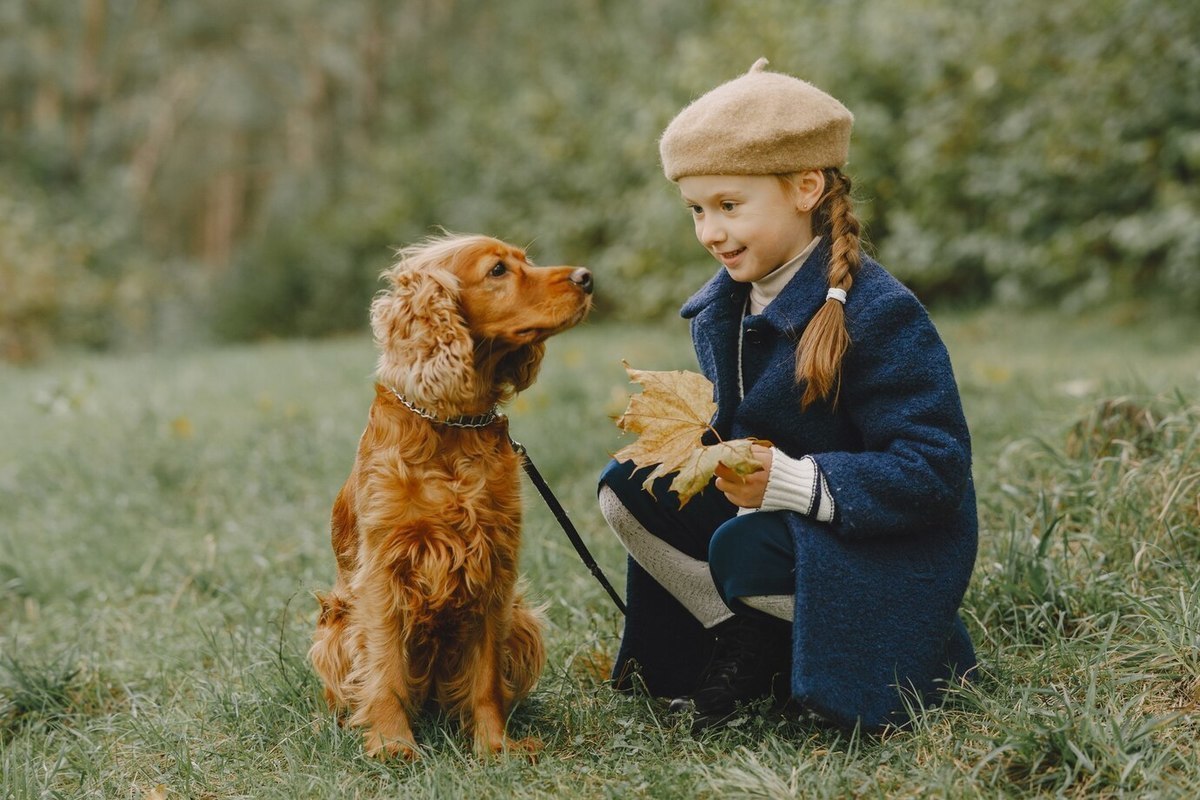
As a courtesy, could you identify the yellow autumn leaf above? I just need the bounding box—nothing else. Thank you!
[613,363,764,506]
[668,439,762,505]
[613,363,717,482]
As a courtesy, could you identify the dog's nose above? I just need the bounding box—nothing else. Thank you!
[569,267,593,295]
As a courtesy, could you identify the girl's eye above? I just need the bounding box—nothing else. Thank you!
[688,205,703,216]
[489,262,507,277]
[721,201,737,212]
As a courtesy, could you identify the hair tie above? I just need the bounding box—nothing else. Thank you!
[826,287,847,304]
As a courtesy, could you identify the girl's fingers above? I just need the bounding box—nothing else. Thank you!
[713,461,737,482]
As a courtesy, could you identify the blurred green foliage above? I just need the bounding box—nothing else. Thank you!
[1,0,1197,359]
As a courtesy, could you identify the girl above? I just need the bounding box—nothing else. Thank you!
[599,59,977,732]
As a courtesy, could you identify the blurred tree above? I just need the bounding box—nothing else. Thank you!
[0,0,1196,360]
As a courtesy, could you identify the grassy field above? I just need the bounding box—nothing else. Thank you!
[2,309,1199,799]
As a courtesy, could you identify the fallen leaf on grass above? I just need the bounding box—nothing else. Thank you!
[613,362,764,506]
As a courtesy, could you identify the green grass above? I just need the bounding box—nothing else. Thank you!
[2,309,1199,799]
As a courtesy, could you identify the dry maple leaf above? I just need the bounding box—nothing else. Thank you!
[613,362,765,506]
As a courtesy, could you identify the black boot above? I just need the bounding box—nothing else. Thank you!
[668,613,792,733]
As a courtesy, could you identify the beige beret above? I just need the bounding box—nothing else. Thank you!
[659,58,853,180]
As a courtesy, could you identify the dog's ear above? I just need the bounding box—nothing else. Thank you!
[371,267,477,409]
[495,342,546,399]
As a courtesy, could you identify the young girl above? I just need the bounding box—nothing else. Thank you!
[599,59,978,732]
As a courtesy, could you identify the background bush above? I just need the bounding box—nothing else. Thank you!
[1,0,1197,358]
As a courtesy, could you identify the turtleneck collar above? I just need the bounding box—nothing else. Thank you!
[749,237,821,315]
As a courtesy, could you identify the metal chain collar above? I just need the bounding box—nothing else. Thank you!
[386,386,501,429]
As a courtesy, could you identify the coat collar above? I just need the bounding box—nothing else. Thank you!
[680,238,836,437]
[680,237,833,339]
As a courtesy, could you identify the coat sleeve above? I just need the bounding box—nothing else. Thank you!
[811,289,973,539]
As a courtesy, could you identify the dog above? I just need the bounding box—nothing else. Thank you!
[309,233,593,759]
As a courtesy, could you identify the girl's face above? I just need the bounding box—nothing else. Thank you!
[678,174,814,283]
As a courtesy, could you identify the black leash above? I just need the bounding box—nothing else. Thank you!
[510,438,626,615]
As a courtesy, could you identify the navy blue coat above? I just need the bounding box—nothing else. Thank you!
[610,238,978,729]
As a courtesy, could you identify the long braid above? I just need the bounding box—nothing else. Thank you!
[795,168,861,408]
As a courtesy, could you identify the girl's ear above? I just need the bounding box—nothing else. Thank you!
[792,169,827,213]
[370,267,478,412]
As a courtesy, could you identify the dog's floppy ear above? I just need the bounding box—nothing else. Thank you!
[371,266,478,410]
[495,343,546,400]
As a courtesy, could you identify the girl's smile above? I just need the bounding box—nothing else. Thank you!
[678,174,816,283]
[716,246,746,267]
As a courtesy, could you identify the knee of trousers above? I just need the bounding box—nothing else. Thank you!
[599,459,737,560]
[707,512,796,605]
[598,459,649,524]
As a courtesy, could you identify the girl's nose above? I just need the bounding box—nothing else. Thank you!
[698,219,726,247]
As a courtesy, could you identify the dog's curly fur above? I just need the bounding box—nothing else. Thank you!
[309,233,592,759]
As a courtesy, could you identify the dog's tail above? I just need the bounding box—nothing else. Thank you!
[503,592,547,705]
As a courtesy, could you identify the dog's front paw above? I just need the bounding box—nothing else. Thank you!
[363,728,420,761]
[474,733,543,761]
[506,735,543,760]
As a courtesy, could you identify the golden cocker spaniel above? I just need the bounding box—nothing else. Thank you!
[309,233,593,759]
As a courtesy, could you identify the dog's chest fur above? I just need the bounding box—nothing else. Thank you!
[351,410,524,611]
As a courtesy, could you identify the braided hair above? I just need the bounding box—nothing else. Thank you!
[790,168,862,409]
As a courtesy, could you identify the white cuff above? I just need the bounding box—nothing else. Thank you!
[760,449,835,522]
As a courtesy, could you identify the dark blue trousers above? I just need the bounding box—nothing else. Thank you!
[600,458,796,694]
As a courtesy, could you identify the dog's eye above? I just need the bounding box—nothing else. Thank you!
[489,262,507,277]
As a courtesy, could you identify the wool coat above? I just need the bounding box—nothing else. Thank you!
[608,238,978,730]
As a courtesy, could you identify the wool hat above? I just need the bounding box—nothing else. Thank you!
[659,58,853,181]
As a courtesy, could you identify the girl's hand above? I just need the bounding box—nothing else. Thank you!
[713,444,773,508]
